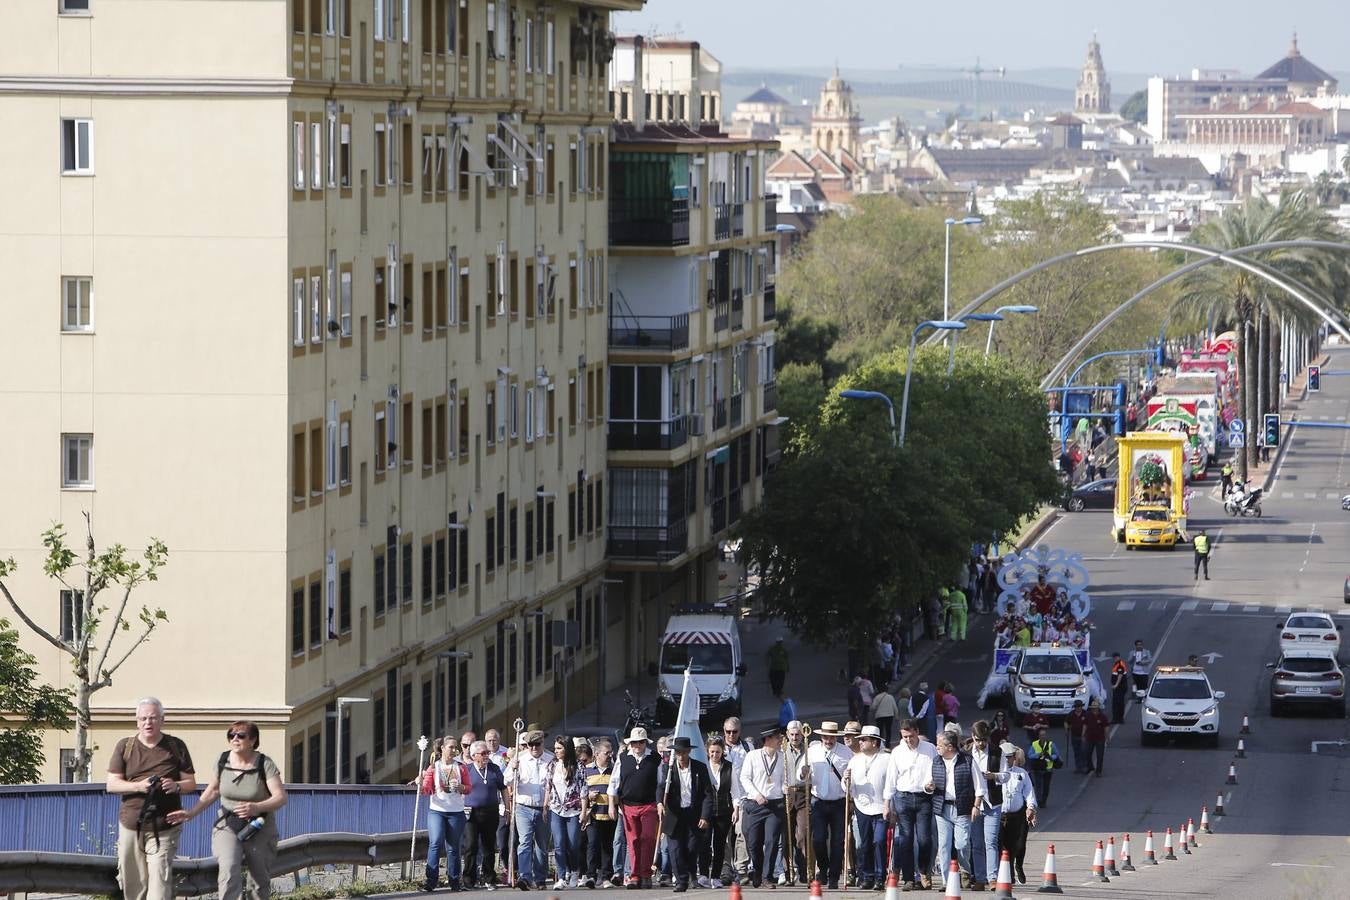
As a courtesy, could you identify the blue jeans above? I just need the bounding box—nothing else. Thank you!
[971,807,1001,885]
[427,809,467,885]
[514,805,549,884]
[550,812,581,879]
[890,791,933,884]
[934,804,972,879]
[852,811,887,882]
[612,816,629,877]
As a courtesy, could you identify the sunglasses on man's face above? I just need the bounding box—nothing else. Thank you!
[529,741,543,748]
[724,729,739,734]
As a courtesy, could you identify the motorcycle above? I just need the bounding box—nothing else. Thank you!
[1225,484,1263,518]
[1342,494,1350,511]
[622,689,659,738]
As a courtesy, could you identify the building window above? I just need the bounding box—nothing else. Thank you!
[62,433,93,488]
[435,533,447,597]
[339,122,352,188]
[291,586,305,656]
[59,589,84,643]
[61,119,93,175]
[372,696,385,760]
[62,277,93,332]
[292,120,305,189]
[340,269,353,336]
[401,680,413,743]
[60,0,90,12]
[385,670,398,754]
[308,580,322,649]
[401,541,413,605]
[338,564,352,634]
[292,278,305,347]
[373,550,386,616]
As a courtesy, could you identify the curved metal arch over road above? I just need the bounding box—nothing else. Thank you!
[1040,241,1350,389]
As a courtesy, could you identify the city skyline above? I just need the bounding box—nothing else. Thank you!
[613,1,1346,80]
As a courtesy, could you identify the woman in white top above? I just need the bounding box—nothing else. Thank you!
[991,743,1038,884]
[426,735,470,891]
[546,737,586,888]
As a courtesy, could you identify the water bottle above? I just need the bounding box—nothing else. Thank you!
[238,815,266,843]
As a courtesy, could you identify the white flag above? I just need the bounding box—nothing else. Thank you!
[673,666,709,766]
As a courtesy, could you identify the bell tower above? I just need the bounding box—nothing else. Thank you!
[1074,35,1111,115]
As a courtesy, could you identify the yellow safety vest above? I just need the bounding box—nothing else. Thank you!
[1194,535,1210,554]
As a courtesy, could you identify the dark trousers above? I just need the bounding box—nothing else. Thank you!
[743,799,784,886]
[1111,684,1128,723]
[890,791,933,884]
[1131,673,1148,693]
[585,818,616,880]
[784,789,810,880]
[998,808,1030,871]
[463,806,500,885]
[1087,740,1105,775]
[1194,551,1210,578]
[770,669,787,696]
[1069,734,1086,772]
[852,811,887,882]
[809,798,846,883]
[1030,769,1054,807]
[666,812,704,888]
[702,815,733,879]
[875,717,894,746]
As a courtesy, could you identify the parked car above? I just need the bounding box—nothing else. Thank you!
[1277,612,1342,655]
[1138,665,1223,747]
[1268,649,1346,717]
[1063,478,1117,512]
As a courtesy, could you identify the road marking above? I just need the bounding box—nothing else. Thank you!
[1211,602,1229,612]
[1281,491,1294,498]
[1329,492,1341,499]
[1275,605,1292,614]
[1149,600,1166,611]
[1181,600,1198,611]
[1338,609,1350,617]
[1117,600,1136,611]
[1271,863,1335,868]
[1243,604,1260,613]
[1305,491,1318,499]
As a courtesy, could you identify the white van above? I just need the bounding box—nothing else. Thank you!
[653,613,745,727]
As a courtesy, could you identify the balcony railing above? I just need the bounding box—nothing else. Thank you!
[608,417,688,451]
[609,312,689,351]
[714,203,731,241]
[763,381,778,413]
[610,197,690,246]
[731,202,745,237]
[730,393,744,428]
[730,288,744,331]
[711,497,727,535]
[764,194,778,232]
[607,518,688,560]
[712,398,728,431]
[729,488,743,525]
[763,284,776,321]
[713,294,729,332]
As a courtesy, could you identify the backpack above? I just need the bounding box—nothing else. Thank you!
[217,751,273,795]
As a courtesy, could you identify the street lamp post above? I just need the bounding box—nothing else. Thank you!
[985,305,1038,355]
[943,216,983,323]
[947,312,1003,376]
[840,389,898,446]
[900,320,967,447]
[334,695,369,784]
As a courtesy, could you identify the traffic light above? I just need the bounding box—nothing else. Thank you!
[1309,365,1321,392]
[1263,413,1280,449]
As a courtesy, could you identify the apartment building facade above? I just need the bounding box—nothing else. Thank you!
[0,0,640,784]
[604,37,783,685]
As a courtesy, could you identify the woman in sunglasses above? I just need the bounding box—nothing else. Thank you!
[169,721,287,900]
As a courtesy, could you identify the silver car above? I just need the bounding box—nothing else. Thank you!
[1268,649,1346,717]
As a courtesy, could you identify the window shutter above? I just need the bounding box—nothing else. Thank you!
[326,550,337,639]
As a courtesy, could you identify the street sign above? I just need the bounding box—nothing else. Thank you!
[1229,434,1245,449]
[1229,418,1245,434]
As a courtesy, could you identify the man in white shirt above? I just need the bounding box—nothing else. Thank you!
[738,727,787,888]
[967,720,1006,891]
[722,717,754,882]
[805,721,851,889]
[844,725,889,890]
[925,731,985,890]
[503,730,554,888]
[1129,640,1154,693]
[884,719,937,890]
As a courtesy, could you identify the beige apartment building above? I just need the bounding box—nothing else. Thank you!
[0,0,640,784]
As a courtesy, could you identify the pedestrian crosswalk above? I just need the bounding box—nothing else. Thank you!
[1116,600,1350,616]
[1274,491,1347,499]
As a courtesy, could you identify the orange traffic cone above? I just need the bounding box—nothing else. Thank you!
[810,881,823,898]
[1200,805,1212,834]
[1187,818,1199,848]
[1142,829,1158,865]
[1163,827,1177,861]
[1179,824,1192,856]
[883,872,900,900]
[1037,843,1062,893]
[1239,713,1251,734]
[1119,833,1135,872]
[1214,791,1226,816]
[729,882,742,900]
[1104,837,1120,877]
[993,850,1017,899]
[1236,738,1246,758]
[1226,763,1238,785]
[943,859,963,899]
[1090,840,1110,882]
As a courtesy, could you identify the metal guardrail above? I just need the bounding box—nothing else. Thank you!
[0,830,427,895]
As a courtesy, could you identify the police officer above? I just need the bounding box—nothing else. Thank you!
[1220,462,1234,496]
[1193,528,1212,581]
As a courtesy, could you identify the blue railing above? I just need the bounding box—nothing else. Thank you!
[0,783,417,857]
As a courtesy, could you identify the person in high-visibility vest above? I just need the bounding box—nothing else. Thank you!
[1220,463,1234,496]
[945,586,968,641]
[1193,528,1212,581]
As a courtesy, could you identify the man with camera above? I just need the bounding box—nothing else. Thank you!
[106,697,197,900]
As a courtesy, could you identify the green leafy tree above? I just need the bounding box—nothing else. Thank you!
[0,619,75,784]
[1119,90,1147,124]
[0,515,168,782]
[739,347,1060,647]
[1178,191,1346,478]
[774,361,829,457]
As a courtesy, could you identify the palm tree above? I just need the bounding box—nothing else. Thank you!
[1176,191,1347,479]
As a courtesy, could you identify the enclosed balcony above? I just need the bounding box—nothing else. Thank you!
[730,288,744,331]
[714,203,731,241]
[764,194,778,232]
[731,202,745,237]
[763,381,778,413]
[763,283,777,321]
[607,519,689,561]
[609,312,689,351]
[610,151,694,247]
[608,416,688,451]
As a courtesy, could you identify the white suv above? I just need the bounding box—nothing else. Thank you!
[1138,666,1225,747]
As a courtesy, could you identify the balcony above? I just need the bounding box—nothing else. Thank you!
[714,203,731,241]
[730,393,744,429]
[763,381,778,413]
[712,398,728,431]
[764,194,778,231]
[730,288,744,331]
[608,518,688,561]
[731,203,745,237]
[610,197,690,247]
[710,497,727,535]
[608,417,688,451]
[686,412,706,436]
[609,312,689,351]
[713,294,729,332]
[763,284,776,321]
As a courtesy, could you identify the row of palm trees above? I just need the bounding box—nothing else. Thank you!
[1178,189,1350,480]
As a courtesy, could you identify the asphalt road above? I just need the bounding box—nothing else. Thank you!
[383,350,1350,900]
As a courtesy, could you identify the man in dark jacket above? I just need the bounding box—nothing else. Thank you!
[659,737,715,892]
[927,731,985,888]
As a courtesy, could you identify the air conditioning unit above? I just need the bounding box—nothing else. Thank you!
[686,413,705,436]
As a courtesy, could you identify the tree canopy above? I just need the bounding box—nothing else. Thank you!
[0,619,74,784]
[1120,90,1147,124]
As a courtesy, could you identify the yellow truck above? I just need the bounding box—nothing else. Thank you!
[1113,431,1188,547]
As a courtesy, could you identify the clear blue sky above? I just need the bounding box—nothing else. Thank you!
[612,1,1346,77]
